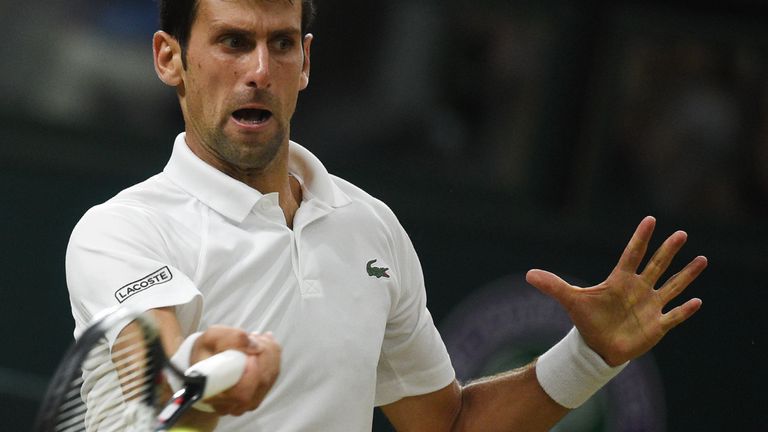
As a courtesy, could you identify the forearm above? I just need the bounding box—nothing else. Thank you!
[451,361,569,432]
[149,308,222,429]
[385,329,627,431]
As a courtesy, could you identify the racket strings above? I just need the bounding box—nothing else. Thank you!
[49,326,162,432]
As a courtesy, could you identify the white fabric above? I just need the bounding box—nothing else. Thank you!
[169,331,202,383]
[535,327,628,409]
[166,331,216,412]
[66,133,456,431]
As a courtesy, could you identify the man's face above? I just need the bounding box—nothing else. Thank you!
[179,0,311,175]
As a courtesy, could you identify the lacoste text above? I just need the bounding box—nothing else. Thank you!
[115,267,173,303]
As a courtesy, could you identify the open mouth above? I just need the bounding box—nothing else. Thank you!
[232,108,273,125]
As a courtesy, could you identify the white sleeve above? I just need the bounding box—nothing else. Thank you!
[66,203,202,341]
[374,223,455,406]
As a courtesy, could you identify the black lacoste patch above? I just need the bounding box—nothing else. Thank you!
[115,266,173,303]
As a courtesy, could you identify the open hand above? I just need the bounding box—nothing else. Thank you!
[526,216,707,366]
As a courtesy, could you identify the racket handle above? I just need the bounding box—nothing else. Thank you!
[186,349,248,399]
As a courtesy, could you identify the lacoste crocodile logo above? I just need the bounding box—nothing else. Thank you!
[366,259,390,279]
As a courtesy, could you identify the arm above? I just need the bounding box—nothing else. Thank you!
[383,216,706,431]
[382,364,568,432]
[146,308,281,430]
[67,207,280,428]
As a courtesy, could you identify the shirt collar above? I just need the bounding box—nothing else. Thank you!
[288,140,352,209]
[163,133,351,223]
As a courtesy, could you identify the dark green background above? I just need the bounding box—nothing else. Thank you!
[1,0,764,430]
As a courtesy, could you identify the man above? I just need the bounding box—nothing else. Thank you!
[65,0,707,430]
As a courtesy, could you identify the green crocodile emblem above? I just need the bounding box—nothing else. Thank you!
[366,259,390,279]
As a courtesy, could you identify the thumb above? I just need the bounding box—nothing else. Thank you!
[526,269,572,302]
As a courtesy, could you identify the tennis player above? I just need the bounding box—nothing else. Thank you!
[65,0,707,430]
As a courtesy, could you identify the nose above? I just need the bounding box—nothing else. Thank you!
[245,44,271,89]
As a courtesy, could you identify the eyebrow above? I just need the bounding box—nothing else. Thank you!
[209,22,301,38]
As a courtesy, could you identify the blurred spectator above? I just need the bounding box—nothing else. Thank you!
[438,3,562,195]
[614,36,760,221]
[298,1,563,201]
[1,0,176,132]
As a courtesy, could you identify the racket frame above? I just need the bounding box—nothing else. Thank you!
[34,309,211,432]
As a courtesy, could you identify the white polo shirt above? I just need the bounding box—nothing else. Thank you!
[66,133,456,431]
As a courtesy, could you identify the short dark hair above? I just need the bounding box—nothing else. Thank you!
[159,0,317,61]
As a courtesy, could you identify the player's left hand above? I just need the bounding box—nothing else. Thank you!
[526,216,707,366]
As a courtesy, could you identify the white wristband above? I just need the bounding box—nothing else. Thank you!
[168,332,216,412]
[535,327,628,409]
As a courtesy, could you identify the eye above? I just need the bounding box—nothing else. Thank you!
[221,35,248,49]
[275,37,295,51]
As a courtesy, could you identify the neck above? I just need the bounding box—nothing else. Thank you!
[235,151,302,228]
[185,137,303,227]
[238,164,303,229]
[237,168,303,229]
[282,173,303,228]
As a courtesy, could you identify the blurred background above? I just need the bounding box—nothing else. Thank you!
[1,0,765,430]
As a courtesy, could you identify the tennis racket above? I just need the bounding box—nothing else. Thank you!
[34,308,247,432]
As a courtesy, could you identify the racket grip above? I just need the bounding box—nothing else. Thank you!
[186,349,248,399]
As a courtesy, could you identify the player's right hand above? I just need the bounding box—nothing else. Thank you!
[191,326,282,416]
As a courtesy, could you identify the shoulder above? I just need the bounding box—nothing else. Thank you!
[326,175,420,275]
[70,173,190,245]
[329,174,403,231]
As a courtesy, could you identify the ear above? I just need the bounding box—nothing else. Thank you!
[153,31,184,87]
[299,33,313,90]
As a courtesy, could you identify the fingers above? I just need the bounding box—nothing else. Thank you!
[526,269,573,304]
[661,297,703,331]
[194,326,264,361]
[212,334,281,416]
[615,216,656,274]
[205,355,261,415]
[641,230,688,285]
[656,255,706,332]
[192,327,282,417]
[657,256,708,304]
